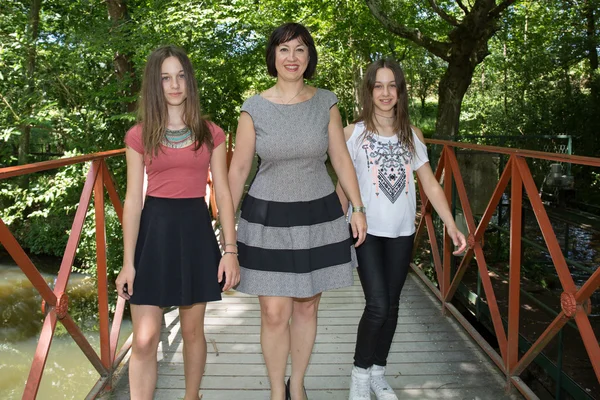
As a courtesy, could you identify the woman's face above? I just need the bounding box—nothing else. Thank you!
[161,56,187,107]
[274,38,309,81]
[372,67,398,114]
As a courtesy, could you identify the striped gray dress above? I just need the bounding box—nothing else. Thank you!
[236,88,356,298]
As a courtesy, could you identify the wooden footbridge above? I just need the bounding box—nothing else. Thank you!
[1,138,598,399]
[98,272,519,399]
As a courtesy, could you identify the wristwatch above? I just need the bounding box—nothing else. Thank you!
[352,206,366,213]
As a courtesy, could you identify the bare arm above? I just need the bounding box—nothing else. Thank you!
[211,141,240,290]
[413,127,467,254]
[328,107,366,246]
[335,184,349,215]
[335,123,355,215]
[228,112,256,212]
[116,147,145,299]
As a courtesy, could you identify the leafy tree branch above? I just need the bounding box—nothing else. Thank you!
[427,0,461,26]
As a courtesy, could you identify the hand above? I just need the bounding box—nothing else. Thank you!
[218,253,240,291]
[447,226,467,255]
[350,211,367,247]
[116,264,135,300]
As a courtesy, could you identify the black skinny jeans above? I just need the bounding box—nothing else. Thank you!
[353,233,414,368]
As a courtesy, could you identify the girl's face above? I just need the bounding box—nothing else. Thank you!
[161,56,187,107]
[372,68,398,114]
[274,38,309,81]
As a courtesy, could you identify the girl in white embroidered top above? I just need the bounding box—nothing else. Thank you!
[336,58,467,400]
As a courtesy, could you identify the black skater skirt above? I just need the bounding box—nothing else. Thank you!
[129,196,222,307]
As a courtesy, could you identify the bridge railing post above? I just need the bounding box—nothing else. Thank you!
[412,139,600,399]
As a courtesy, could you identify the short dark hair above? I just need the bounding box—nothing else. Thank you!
[266,23,318,79]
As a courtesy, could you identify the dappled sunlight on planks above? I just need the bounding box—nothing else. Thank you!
[104,272,521,400]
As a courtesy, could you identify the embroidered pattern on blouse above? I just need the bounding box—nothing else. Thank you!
[361,135,412,204]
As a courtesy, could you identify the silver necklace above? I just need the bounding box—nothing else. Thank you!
[279,85,305,104]
[162,127,193,148]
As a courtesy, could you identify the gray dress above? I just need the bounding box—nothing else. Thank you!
[236,88,356,298]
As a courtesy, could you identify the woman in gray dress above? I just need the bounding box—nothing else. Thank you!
[228,23,367,400]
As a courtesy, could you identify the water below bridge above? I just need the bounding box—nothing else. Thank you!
[0,263,132,399]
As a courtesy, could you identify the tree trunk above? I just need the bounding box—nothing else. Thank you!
[435,60,475,138]
[18,0,41,183]
[584,0,599,154]
[353,64,363,119]
[106,0,137,112]
[585,0,599,103]
[503,41,508,117]
[365,0,515,137]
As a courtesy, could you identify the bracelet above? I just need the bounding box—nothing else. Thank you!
[223,251,238,256]
[352,205,366,213]
[224,243,238,248]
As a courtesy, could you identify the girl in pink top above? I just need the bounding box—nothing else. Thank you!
[115,45,239,400]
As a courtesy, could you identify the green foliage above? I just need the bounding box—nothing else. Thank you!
[1,162,83,256]
[409,99,437,136]
[1,0,599,311]
[460,1,600,154]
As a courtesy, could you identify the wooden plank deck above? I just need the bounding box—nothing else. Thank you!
[103,272,521,399]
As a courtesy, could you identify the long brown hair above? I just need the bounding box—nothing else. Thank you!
[138,45,213,157]
[355,58,415,155]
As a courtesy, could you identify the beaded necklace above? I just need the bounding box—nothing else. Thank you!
[163,127,193,148]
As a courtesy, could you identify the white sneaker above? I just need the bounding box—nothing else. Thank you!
[349,365,371,400]
[370,365,398,400]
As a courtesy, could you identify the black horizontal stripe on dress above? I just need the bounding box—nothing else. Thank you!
[240,191,344,227]
[238,237,353,273]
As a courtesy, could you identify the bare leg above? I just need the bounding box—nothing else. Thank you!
[259,296,294,400]
[289,293,321,400]
[129,304,163,400]
[179,303,208,400]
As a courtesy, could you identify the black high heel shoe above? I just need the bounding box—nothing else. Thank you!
[286,378,308,400]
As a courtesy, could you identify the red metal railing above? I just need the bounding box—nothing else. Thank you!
[414,139,600,398]
[0,150,127,399]
[0,132,233,399]
[3,135,597,398]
